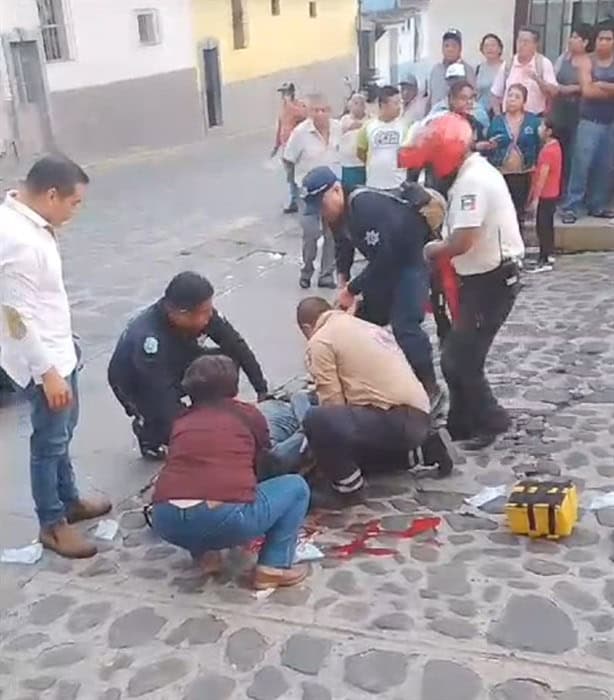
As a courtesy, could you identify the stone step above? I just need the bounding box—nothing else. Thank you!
[525,217,614,252]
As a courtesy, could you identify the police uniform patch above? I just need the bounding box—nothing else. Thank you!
[365,229,380,246]
[2,305,27,340]
[461,195,477,211]
[143,336,159,355]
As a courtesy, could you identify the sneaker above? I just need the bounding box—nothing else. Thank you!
[317,279,337,290]
[299,278,311,290]
[253,563,309,590]
[283,203,299,214]
[561,211,577,224]
[530,261,553,274]
[546,255,555,265]
[419,427,457,478]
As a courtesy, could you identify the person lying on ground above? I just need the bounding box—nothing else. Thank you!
[108,271,268,459]
[297,297,454,509]
[149,354,310,590]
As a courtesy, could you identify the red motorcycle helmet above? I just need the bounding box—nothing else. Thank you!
[398,113,473,178]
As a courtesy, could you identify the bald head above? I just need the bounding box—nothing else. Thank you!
[296,297,332,338]
[306,93,331,129]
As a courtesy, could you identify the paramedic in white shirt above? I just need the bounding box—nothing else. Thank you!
[408,114,524,448]
[356,85,407,190]
[0,156,111,559]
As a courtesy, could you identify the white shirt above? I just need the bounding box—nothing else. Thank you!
[0,193,76,387]
[339,114,366,168]
[445,154,525,276]
[283,118,342,186]
[357,117,407,190]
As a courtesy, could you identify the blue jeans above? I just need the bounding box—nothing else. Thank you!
[26,370,80,528]
[390,265,436,387]
[564,119,614,215]
[259,393,312,473]
[151,474,310,567]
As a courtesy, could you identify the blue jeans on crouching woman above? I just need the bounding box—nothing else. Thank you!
[151,474,310,568]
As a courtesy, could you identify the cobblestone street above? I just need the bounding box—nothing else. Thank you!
[2,134,614,699]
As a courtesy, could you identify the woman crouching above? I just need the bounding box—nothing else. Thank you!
[150,354,310,589]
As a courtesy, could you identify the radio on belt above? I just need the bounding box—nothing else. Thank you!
[505,479,578,539]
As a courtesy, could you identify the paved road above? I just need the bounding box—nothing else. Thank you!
[2,137,614,699]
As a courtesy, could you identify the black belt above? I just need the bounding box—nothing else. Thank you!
[460,259,520,282]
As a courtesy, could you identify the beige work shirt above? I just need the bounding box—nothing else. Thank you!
[305,311,429,414]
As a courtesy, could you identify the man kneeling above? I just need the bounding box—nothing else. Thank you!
[297,298,453,508]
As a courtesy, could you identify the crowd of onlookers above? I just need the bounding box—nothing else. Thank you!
[274,20,614,274]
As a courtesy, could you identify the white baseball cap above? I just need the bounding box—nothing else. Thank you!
[445,63,467,80]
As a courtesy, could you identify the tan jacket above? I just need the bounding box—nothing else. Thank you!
[306,311,430,414]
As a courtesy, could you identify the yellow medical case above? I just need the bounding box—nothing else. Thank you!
[505,479,578,539]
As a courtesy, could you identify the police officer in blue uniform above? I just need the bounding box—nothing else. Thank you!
[108,271,268,458]
[303,166,441,404]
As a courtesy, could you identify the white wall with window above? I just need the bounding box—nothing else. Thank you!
[40,0,196,93]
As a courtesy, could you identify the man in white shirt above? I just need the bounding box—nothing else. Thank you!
[283,93,342,289]
[408,115,524,447]
[356,85,407,190]
[0,156,111,558]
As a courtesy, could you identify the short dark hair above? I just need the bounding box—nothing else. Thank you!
[507,82,529,103]
[182,355,239,403]
[595,20,614,38]
[572,22,594,46]
[518,26,540,42]
[296,297,332,327]
[448,80,474,100]
[378,85,400,106]
[164,272,214,311]
[25,155,89,197]
[480,33,504,54]
[542,117,562,140]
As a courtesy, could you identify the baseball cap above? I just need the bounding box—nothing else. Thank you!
[302,166,339,215]
[445,62,467,80]
[164,272,214,311]
[443,28,462,43]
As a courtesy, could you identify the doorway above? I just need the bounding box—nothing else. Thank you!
[7,39,52,155]
[201,40,223,128]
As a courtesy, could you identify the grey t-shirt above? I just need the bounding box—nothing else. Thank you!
[429,61,476,104]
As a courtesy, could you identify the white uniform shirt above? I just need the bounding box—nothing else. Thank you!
[445,153,525,276]
[283,118,342,186]
[357,117,407,190]
[0,193,76,387]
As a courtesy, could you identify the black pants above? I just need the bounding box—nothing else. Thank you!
[303,404,430,487]
[536,198,556,260]
[504,173,531,236]
[441,263,520,439]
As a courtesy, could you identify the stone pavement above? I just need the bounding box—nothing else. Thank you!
[2,136,614,698]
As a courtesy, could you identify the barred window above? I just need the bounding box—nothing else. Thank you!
[36,0,70,62]
[136,9,161,46]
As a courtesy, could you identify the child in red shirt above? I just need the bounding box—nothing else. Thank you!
[527,119,563,272]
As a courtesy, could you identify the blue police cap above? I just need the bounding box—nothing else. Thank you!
[302,166,339,216]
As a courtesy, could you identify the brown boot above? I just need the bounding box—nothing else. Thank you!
[253,564,309,590]
[40,521,98,559]
[66,497,112,524]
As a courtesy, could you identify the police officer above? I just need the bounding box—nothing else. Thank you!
[302,166,442,403]
[108,271,268,458]
[414,114,525,446]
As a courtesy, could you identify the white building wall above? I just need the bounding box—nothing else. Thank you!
[45,0,196,93]
[424,0,516,67]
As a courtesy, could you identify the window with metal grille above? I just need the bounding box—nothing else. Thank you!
[231,0,248,49]
[36,0,70,62]
[528,0,614,59]
[309,1,317,18]
[136,9,161,45]
[271,0,281,15]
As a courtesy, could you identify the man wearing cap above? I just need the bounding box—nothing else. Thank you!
[301,166,442,404]
[410,114,525,447]
[108,272,268,458]
[271,82,307,214]
[428,29,476,108]
[284,93,342,289]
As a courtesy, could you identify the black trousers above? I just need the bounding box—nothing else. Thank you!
[441,263,520,439]
[303,404,430,485]
[504,173,531,236]
[536,198,556,260]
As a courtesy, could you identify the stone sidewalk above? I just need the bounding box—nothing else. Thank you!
[3,254,614,698]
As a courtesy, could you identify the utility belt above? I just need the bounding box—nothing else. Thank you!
[459,259,521,288]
